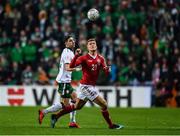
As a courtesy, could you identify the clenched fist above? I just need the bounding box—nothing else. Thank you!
[75,48,82,55]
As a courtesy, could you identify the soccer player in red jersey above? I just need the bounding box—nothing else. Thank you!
[50,38,124,129]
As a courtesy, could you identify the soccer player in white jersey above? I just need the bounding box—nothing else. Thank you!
[38,35,80,128]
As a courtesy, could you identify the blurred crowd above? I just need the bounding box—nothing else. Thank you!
[0,0,180,105]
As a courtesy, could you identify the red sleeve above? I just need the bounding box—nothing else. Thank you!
[101,56,110,76]
[70,55,83,68]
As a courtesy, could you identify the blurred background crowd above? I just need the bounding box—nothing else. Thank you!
[0,0,180,106]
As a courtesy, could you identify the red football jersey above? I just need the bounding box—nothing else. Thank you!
[70,53,109,85]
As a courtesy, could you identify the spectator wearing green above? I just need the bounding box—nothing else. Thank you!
[102,16,114,35]
[22,40,37,66]
[0,32,12,54]
[48,64,58,85]
[100,4,112,22]
[126,10,144,33]
[118,66,129,85]
[41,44,53,62]
[10,42,23,63]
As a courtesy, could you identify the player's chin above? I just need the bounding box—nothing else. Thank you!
[90,50,96,52]
[91,48,97,51]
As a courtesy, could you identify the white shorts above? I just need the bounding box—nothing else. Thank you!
[77,84,99,101]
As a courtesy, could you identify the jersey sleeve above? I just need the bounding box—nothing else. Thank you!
[70,55,83,68]
[63,53,72,64]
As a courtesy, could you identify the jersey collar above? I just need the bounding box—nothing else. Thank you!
[66,47,73,51]
[88,53,97,59]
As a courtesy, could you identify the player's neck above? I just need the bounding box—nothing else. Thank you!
[66,47,73,51]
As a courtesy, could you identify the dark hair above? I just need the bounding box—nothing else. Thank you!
[87,38,96,43]
[64,35,73,43]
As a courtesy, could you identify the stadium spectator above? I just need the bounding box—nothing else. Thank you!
[48,63,58,85]
[23,40,37,68]
[10,62,22,85]
[21,65,34,85]
[36,66,49,85]
[10,42,23,64]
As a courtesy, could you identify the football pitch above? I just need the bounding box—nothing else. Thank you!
[0,107,180,135]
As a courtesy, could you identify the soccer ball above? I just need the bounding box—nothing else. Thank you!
[87,8,99,21]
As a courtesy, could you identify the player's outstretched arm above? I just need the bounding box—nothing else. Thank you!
[64,63,76,71]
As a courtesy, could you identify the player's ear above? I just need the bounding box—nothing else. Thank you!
[64,42,67,47]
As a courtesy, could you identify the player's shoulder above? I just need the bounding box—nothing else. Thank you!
[78,54,88,60]
[63,48,73,53]
[62,48,74,55]
[61,48,67,54]
[79,54,87,58]
[97,54,105,60]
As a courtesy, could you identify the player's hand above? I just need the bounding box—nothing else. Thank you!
[103,66,111,72]
[107,66,111,72]
[75,48,82,56]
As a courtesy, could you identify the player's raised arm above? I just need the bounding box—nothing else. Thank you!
[69,48,82,68]
[101,56,111,76]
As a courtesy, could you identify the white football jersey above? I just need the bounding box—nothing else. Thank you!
[56,48,74,83]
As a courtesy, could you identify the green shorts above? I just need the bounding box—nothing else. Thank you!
[58,83,75,98]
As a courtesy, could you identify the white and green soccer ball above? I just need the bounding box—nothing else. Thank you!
[87,8,99,21]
